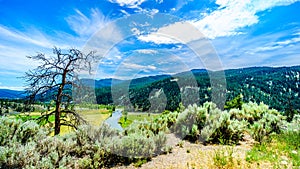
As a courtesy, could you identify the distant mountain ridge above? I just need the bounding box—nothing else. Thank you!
[80,78,124,88]
[2,66,300,113]
[0,89,26,99]
[94,65,300,112]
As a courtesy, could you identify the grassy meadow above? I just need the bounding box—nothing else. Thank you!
[11,106,112,135]
[119,112,161,128]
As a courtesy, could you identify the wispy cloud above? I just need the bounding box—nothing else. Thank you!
[122,62,157,70]
[138,34,178,44]
[250,31,300,53]
[0,24,84,73]
[212,29,300,69]
[0,25,53,48]
[136,49,158,54]
[0,86,25,91]
[190,0,300,39]
[0,8,110,89]
[66,8,110,38]
[137,21,206,44]
[108,0,147,8]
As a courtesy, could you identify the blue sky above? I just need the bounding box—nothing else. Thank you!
[0,0,300,90]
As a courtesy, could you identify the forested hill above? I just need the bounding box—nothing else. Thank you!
[95,66,300,112]
[0,89,25,99]
[1,66,299,112]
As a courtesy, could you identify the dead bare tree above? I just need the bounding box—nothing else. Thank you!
[24,47,96,135]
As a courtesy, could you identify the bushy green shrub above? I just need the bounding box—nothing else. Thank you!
[153,110,180,131]
[239,102,271,124]
[244,103,286,143]
[173,102,247,144]
[173,103,209,140]
[0,117,168,168]
[122,120,168,156]
[285,114,300,132]
[201,110,248,144]
[0,117,48,146]
[224,94,243,110]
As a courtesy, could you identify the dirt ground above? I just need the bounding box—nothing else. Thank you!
[111,134,292,169]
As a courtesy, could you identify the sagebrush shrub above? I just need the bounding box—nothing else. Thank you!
[245,103,285,143]
[172,102,247,144]
[284,114,300,133]
[201,110,248,144]
[173,104,208,140]
[0,117,168,168]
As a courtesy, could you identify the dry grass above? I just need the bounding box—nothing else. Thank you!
[17,109,111,136]
[77,109,110,126]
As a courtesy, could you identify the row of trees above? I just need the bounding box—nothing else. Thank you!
[0,99,35,116]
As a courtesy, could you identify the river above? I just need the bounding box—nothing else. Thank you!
[104,109,123,131]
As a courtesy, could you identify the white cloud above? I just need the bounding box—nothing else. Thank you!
[138,34,179,44]
[108,0,146,8]
[0,86,25,91]
[250,33,300,53]
[0,44,43,73]
[0,25,84,74]
[212,28,300,69]
[66,8,110,37]
[191,0,300,39]
[276,36,300,45]
[136,8,160,15]
[252,45,283,53]
[122,62,157,70]
[138,21,206,44]
[0,25,53,48]
[136,49,158,54]
[0,8,118,89]
[0,26,96,90]
[99,47,123,66]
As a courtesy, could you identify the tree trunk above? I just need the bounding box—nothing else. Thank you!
[54,70,67,135]
[54,100,61,135]
[54,84,64,135]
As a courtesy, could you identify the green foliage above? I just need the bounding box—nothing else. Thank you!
[154,110,179,129]
[224,94,243,110]
[169,101,287,145]
[285,114,300,133]
[0,116,168,168]
[119,113,159,128]
[118,115,132,128]
[246,130,300,167]
[133,159,148,167]
[5,108,9,114]
[201,110,248,144]
[213,147,234,168]
[173,103,208,141]
[241,102,286,143]
[284,108,299,122]
[0,99,296,168]
[95,66,300,112]
[173,102,247,144]
[0,117,48,146]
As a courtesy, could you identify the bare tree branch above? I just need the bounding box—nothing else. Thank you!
[23,47,97,135]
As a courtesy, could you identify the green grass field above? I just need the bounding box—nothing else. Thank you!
[119,112,160,128]
[12,108,111,135]
[246,131,300,167]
